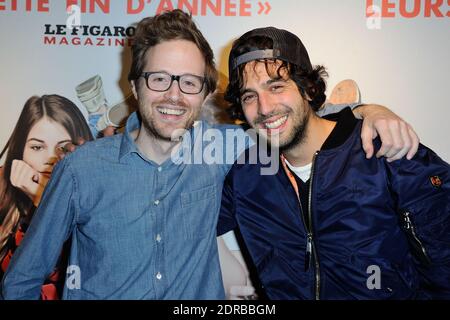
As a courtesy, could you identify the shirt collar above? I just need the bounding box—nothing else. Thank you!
[118,112,204,164]
[118,112,142,161]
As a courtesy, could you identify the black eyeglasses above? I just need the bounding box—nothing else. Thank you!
[140,71,205,94]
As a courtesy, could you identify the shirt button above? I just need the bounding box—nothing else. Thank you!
[156,272,162,280]
[156,234,162,242]
[157,167,162,172]
[154,200,160,206]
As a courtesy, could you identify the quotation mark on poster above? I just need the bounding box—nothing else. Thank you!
[257,1,271,15]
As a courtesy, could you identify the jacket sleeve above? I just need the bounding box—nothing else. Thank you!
[316,103,362,118]
[217,168,238,237]
[1,158,77,300]
[386,144,450,299]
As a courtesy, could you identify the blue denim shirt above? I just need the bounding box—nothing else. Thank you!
[1,112,249,300]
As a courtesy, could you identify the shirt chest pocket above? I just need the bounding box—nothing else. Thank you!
[180,184,217,239]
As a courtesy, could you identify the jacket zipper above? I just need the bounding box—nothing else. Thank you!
[308,151,321,300]
[293,151,321,300]
[288,151,320,300]
[297,194,319,299]
[402,211,431,265]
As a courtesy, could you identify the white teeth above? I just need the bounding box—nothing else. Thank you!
[158,107,185,116]
[264,115,288,129]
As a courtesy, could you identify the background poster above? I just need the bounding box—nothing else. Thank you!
[1,0,449,161]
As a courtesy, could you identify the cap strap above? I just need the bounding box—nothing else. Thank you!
[232,49,281,70]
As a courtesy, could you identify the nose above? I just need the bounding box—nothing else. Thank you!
[164,79,183,102]
[45,149,58,166]
[46,157,57,166]
[257,91,275,116]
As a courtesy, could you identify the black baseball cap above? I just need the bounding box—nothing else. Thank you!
[228,26,313,80]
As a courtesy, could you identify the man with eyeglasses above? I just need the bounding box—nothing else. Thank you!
[1,10,420,300]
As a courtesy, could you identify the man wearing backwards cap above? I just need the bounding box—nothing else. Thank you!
[218,27,450,299]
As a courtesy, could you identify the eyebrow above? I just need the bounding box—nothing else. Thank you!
[240,88,255,96]
[266,78,286,85]
[240,78,287,96]
[147,70,203,77]
[27,138,72,144]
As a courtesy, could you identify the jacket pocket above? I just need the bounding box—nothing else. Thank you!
[398,210,432,266]
[399,194,450,266]
[254,247,311,299]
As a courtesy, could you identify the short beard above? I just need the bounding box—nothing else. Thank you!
[139,98,193,142]
[279,108,310,152]
[141,115,174,142]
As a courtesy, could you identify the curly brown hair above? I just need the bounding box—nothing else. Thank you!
[225,35,328,121]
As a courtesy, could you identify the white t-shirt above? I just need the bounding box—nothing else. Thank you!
[221,230,240,251]
[285,159,312,183]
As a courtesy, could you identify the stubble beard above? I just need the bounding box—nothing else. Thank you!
[139,99,197,142]
[256,105,311,153]
[279,108,310,153]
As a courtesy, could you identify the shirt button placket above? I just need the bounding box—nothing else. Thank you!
[152,167,167,298]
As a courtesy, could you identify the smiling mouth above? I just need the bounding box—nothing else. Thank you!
[261,115,288,130]
[157,106,187,116]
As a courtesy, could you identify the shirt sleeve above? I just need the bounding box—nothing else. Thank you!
[217,169,238,237]
[316,102,362,118]
[386,145,450,299]
[1,158,78,300]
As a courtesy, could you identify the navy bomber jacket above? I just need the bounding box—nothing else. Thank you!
[218,108,450,300]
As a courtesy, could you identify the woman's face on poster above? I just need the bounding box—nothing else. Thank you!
[22,117,71,179]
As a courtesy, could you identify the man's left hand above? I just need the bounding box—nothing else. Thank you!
[354,104,419,162]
